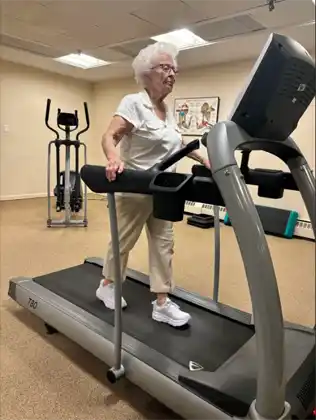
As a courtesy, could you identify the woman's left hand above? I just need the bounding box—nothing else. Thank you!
[202,158,211,170]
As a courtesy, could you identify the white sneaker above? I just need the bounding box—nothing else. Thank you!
[152,298,191,327]
[96,280,127,310]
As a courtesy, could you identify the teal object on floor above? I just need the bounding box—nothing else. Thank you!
[224,205,299,239]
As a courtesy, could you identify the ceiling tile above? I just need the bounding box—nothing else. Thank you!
[1,0,29,16]
[194,14,265,41]
[182,0,267,20]
[236,14,267,31]
[1,0,313,83]
[100,0,162,14]
[279,22,315,52]
[130,0,205,30]
[0,34,65,57]
[2,17,66,40]
[2,18,84,52]
[250,0,315,29]
[1,11,160,52]
[177,30,270,69]
[42,0,115,28]
[2,0,49,24]
[106,39,156,58]
[86,14,162,47]
[87,46,131,62]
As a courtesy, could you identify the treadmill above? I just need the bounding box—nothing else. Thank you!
[8,33,315,420]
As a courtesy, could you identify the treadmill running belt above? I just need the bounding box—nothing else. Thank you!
[34,263,254,371]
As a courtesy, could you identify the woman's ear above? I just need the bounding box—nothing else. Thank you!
[141,72,151,87]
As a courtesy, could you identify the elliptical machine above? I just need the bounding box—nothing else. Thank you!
[45,98,89,227]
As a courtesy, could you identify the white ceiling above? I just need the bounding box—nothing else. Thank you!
[0,0,315,82]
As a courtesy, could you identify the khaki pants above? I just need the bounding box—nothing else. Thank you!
[103,194,175,293]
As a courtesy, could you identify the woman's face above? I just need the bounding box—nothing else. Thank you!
[145,53,178,98]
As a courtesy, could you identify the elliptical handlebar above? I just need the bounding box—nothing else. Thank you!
[76,102,90,141]
[45,99,90,140]
[45,98,60,140]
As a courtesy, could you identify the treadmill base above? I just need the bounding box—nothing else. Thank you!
[8,274,231,420]
[7,259,315,419]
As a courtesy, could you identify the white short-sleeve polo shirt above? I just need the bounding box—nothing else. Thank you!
[115,90,182,172]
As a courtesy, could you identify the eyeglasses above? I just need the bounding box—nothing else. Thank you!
[152,64,179,75]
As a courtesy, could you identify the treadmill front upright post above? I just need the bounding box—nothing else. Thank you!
[207,122,287,419]
[213,164,286,419]
[212,205,220,302]
[106,192,125,383]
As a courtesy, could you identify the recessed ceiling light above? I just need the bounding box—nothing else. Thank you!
[54,53,111,69]
[151,28,209,51]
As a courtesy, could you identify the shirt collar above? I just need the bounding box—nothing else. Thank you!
[140,90,171,114]
[140,90,154,109]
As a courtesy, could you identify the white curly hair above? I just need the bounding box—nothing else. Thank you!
[132,41,179,85]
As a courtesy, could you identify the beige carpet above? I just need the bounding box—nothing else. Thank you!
[0,197,315,420]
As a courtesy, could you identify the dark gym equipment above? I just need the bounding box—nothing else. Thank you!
[45,98,90,227]
[53,170,82,213]
[9,33,315,419]
[187,214,215,228]
[224,205,299,238]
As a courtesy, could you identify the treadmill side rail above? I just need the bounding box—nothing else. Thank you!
[8,277,230,420]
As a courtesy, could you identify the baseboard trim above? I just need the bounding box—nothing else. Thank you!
[0,192,51,201]
[294,219,315,240]
[0,192,103,202]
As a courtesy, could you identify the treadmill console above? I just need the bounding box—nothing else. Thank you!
[229,33,315,141]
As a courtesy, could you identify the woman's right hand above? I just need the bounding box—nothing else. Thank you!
[106,157,124,182]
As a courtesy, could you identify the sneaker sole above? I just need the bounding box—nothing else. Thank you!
[96,289,127,310]
[152,312,191,327]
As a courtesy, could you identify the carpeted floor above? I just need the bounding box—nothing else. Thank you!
[0,197,315,420]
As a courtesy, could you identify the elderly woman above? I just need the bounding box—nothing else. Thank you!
[97,42,210,327]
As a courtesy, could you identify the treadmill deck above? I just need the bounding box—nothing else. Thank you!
[34,262,254,371]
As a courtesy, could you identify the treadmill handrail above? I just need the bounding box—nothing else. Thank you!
[152,139,199,172]
[80,163,299,206]
[80,139,200,195]
[80,165,225,207]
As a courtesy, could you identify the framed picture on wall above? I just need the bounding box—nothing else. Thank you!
[174,96,220,136]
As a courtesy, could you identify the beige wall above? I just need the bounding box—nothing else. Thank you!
[93,60,315,221]
[1,58,314,220]
[0,60,94,200]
